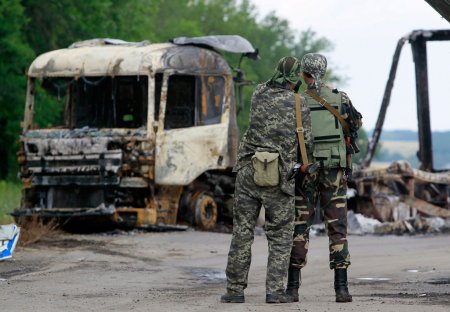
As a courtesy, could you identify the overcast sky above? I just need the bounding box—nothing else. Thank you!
[251,0,450,131]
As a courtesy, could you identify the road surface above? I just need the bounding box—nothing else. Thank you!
[0,229,449,311]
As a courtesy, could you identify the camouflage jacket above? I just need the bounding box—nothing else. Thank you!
[234,82,312,196]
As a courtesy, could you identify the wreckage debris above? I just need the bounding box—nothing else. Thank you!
[347,210,381,235]
[350,160,449,223]
[373,216,450,235]
[348,210,449,235]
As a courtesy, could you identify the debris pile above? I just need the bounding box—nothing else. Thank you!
[373,216,450,235]
[347,211,449,235]
[347,210,381,235]
[351,160,450,223]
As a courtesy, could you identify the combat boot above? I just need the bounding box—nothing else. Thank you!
[220,291,245,303]
[334,268,352,302]
[285,267,301,302]
[265,292,294,303]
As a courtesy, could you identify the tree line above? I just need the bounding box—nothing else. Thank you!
[0,0,340,179]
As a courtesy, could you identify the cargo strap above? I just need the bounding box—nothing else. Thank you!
[295,93,309,165]
[305,89,350,134]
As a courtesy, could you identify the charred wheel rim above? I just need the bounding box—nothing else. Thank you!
[194,193,218,230]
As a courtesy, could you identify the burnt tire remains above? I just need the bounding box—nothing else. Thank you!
[193,193,218,230]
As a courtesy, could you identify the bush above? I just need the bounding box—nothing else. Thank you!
[16,215,59,247]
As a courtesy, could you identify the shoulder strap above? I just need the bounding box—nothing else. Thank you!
[305,89,350,134]
[295,93,309,165]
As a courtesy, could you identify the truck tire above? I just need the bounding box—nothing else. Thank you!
[194,193,218,230]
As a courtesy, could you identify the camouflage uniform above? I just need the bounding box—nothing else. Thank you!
[290,84,356,270]
[224,57,312,298]
[287,52,362,303]
[288,53,363,273]
[291,165,350,269]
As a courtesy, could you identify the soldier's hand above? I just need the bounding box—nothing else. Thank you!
[302,162,321,174]
[287,162,321,181]
[343,167,353,182]
[287,163,302,180]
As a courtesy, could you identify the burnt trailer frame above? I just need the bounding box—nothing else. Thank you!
[14,36,258,230]
[362,29,450,172]
[353,29,450,222]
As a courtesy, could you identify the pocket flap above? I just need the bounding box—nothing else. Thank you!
[313,149,331,161]
[253,151,279,163]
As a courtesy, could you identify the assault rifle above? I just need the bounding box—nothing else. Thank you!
[342,102,361,155]
[287,162,321,181]
[346,131,360,155]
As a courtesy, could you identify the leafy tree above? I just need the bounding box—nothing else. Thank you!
[22,0,157,54]
[0,0,34,179]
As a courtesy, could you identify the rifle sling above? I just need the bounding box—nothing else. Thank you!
[305,89,350,134]
[295,93,309,165]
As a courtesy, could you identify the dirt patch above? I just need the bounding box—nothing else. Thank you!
[31,234,160,264]
[426,278,450,285]
[84,247,160,265]
[353,277,392,285]
[0,265,44,279]
[33,237,106,249]
[369,292,450,306]
[183,267,226,284]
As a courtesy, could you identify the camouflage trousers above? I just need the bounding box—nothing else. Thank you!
[225,164,294,295]
[289,168,350,270]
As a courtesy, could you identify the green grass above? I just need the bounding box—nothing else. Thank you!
[0,181,21,224]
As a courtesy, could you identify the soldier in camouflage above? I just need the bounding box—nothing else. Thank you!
[221,56,312,304]
[286,53,362,303]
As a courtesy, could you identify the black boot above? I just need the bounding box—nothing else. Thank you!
[286,267,301,302]
[334,269,352,302]
[266,292,294,303]
[220,292,245,303]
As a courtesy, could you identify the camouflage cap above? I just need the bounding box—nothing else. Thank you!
[269,56,301,86]
[301,53,327,79]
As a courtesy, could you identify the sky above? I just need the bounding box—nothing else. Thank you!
[250,0,450,131]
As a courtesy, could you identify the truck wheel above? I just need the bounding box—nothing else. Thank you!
[194,193,218,230]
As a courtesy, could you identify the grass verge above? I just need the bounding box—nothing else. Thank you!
[1,181,61,247]
[0,180,21,224]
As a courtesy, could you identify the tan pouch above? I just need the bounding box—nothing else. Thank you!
[251,151,280,186]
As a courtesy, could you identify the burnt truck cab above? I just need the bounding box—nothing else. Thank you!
[15,36,258,230]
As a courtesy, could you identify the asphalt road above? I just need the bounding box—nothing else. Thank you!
[0,230,449,311]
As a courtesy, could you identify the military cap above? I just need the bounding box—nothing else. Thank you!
[301,53,327,80]
[269,56,301,86]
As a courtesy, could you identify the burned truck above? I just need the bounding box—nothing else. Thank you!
[15,36,258,230]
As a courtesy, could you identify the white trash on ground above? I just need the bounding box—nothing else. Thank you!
[347,210,381,235]
[0,224,20,261]
[424,217,447,232]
